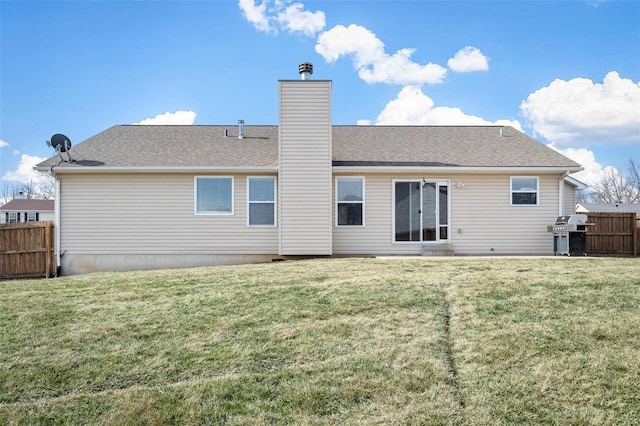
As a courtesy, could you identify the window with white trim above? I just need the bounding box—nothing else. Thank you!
[8,212,18,223]
[248,177,276,226]
[27,212,37,222]
[195,177,233,215]
[511,176,539,205]
[336,177,364,226]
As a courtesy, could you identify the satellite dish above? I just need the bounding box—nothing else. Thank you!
[46,133,74,163]
[50,134,71,152]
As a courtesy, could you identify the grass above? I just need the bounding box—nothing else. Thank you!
[0,257,638,425]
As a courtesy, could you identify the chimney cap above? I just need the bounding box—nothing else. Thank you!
[298,62,313,80]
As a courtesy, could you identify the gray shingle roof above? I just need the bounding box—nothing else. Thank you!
[0,199,55,211]
[576,202,640,214]
[35,124,581,170]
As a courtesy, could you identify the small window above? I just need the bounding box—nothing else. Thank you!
[27,212,37,222]
[336,177,364,226]
[511,177,539,205]
[195,177,233,215]
[248,177,276,226]
[8,212,18,223]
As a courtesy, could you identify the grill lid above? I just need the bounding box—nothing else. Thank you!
[554,214,587,225]
[548,214,589,233]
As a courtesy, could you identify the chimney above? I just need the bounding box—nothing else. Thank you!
[238,119,244,139]
[298,62,313,80]
[278,63,332,256]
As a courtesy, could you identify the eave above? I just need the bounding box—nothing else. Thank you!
[35,165,583,175]
[34,166,279,174]
[332,165,584,174]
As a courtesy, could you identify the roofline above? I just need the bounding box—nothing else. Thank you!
[332,166,583,174]
[34,166,279,174]
[564,175,588,190]
[35,165,583,174]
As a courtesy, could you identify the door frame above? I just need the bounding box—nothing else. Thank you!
[391,179,451,244]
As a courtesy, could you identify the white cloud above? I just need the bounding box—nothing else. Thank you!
[12,150,20,155]
[133,110,197,125]
[548,143,615,187]
[277,3,325,36]
[357,119,371,126]
[2,154,48,184]
[238,0,273,33]
[239,0,325,36]
[520,71,640,147]
[315,24,447,85]
[447,46,489,72]
[0,140,8,148]
[374,85,523,131]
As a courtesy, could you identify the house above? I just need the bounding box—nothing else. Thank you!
[35,64,583,275]
[0,199,55,224]
[576,202,640,214]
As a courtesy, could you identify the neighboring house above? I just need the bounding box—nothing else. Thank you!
[0,199,55,224]
[35,67,583,275]
[576,202,640,214]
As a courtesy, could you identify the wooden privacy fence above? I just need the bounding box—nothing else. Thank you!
[584,212,638,256]
[0,221,55,279]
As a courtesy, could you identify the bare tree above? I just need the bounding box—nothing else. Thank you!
[1,182,19,203]
[0,174,56,204]
[34,173,56,199]
[576,188,589,204]
[626,158,640,203]
[589,158,640,203]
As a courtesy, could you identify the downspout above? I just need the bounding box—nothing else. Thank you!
[559,171,569,216]
[50,166,62,276]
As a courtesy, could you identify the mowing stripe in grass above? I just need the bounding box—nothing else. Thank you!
[439,285,465,412]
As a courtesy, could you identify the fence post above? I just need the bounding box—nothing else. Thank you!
[634,213,638,257]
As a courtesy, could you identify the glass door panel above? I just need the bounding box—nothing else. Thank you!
[422,182,437,241]
[394,182,421,241]
[439,185,448,240]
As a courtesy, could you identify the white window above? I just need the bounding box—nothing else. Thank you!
[8,212,18,223]
[195,177,234,215]
[336,177,364,226]
[511,177,539,205]
[27,212,37,222]
[247,177,276,226]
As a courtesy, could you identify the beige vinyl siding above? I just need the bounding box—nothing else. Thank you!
[333,172,561,255]
[564,181,577,215]
[278,80,332,255]
[450,173,558,254]
[59,173,278,255]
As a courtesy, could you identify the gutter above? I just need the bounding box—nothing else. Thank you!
[33,166,280,174]
[54,177,61,275]
[333,166,583,174]
[42,166,62,275]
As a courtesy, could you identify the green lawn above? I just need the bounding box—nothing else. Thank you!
[1,257,638,425]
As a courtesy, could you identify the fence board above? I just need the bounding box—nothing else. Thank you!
[585,213,637,256]
[0,221,55,279]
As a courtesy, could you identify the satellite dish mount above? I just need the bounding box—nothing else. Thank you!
[46,133,74,163]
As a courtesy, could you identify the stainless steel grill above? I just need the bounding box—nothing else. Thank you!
[547,214,588,255]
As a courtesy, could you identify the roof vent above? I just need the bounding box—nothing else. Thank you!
[298,62,313,80]
[238,119,244,139]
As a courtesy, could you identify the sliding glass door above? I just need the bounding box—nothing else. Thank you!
[394,180,449,243]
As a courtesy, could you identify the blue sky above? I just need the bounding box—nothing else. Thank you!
[1,0,639,195]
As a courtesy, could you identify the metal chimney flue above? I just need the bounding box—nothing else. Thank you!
[238,119,244,139]
[298,62,313,80]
